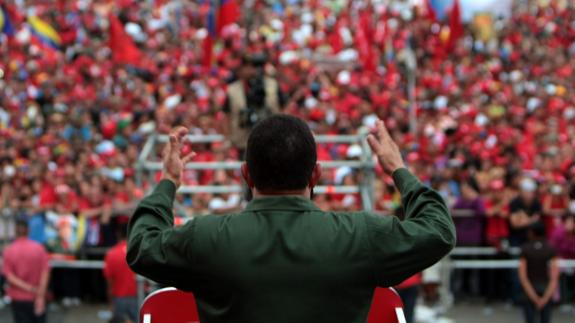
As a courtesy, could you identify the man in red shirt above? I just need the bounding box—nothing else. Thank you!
[104,222,138,322]
[2,219,51,323]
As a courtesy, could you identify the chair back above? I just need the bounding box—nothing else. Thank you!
[140,287,199,323]
[367,287,406,323]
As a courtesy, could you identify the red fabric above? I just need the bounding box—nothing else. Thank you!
[485,200,509,246]
[2,238,50,301]
[396,273,422,290]
[39,183,57,207]
[104,241,137,297]
[447,0,463,51]
[202,35,214,68]
[218,0,240,33]
[367,288,405,323]
[356,10,376,72]
[108,14,142,66]
[425,0,437,22]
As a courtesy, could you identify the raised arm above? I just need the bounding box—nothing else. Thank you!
[365,120,456,286]
[126,127,198,290]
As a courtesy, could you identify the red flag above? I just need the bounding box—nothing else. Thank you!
[202,36,214,68]
[356,10,376,72]
[217,0,240,34]
[425,0,436,22]
[447,0,463,50]
[328,18,343,54]
[108,14,142,66]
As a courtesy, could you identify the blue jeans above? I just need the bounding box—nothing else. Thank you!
[113,297,138,322]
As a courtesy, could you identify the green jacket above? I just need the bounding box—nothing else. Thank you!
[127,168,455,322]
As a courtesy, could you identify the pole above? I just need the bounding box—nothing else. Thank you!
[405,34,418,136]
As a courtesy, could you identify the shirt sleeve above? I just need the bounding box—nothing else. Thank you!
[364,168,456,287]
[126,180,199,291]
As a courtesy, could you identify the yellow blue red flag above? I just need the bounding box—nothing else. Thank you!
[28,15,61,50]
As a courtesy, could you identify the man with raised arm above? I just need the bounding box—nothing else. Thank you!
[127,115,455,322]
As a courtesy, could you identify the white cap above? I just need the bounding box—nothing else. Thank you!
[347,145,362,159]
[520,178,537,192]
[337,70,351,85]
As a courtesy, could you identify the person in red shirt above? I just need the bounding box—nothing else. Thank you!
[2,219,51,323]
[104,222,137,322]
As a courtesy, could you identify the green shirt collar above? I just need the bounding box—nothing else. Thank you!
[244,195,322,212]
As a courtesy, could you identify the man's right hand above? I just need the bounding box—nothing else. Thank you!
[367,120,406,175]
[162,126,196,188]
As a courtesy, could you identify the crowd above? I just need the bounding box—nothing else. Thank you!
[1,0,575,309]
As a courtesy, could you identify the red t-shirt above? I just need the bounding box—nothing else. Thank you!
[104,241,137,297]
[2,238,50,301]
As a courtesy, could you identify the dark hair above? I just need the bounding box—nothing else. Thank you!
[15,218,29,237]
[246,115,317,191]
[528,221,546,238]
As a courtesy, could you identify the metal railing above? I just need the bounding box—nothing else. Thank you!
[136,131,377,210]
[42,251,575,306]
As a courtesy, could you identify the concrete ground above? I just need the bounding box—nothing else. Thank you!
[0,302,574,322]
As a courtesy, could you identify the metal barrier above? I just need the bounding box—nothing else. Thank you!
[44,253,575,307]
[136,131,377,210]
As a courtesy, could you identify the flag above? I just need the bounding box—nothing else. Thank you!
[202,0,240,68]
[447,0,463,50]
[356,10,376,72]
[328,18,343,54]
[109,14,142,66]
[429,0,452,21]
[217,0,239,34]
[28,15,61,50]
[0,6,15,36]
[425,0,437,22]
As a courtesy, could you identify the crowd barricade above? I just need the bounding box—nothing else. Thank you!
[36,249,575,307]
[136,131,377,211]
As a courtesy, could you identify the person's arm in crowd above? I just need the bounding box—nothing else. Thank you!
[519,257,540,306]
[81,207,103,218]
[5,272,38,294]
[127,127,198,290]
[539,257,560,309]
[510,210,539,228]
[365,120,456,286]
[34,265,50,316]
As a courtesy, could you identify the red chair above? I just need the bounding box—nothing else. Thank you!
[367,287,406,323]
[140,287,200,323]
[140,287,405,323]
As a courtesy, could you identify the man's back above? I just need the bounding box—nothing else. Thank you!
[128,170,455,322]
[2,238,50,301]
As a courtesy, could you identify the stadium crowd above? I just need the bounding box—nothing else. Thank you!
[1,0,575,308]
